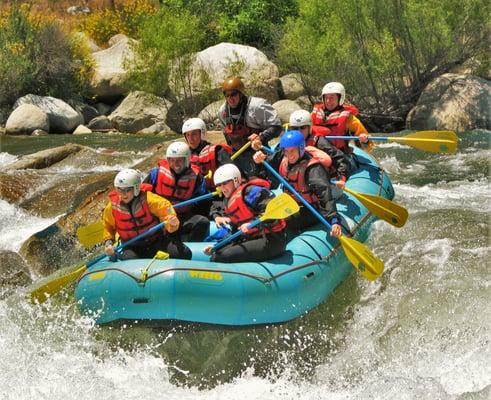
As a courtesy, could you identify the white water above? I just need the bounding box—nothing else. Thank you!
[0,133,490,399]
[0,199,59,252]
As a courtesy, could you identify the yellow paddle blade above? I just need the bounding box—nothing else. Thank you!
[339,235,384,281]
[388,130,457,154]
[29,264,87,303]
[344,187,408,228]
[230,141,252,160]
[259,192,300,221]
[77,221,104,248]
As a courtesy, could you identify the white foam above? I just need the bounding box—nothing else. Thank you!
[0,152,18,169]
[0,199,59,251]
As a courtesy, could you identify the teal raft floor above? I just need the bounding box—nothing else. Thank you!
[75,147,394,325]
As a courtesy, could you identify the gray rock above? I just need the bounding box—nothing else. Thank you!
[280,73,306,100]
[94,102,113,116]
[4,143,83,171]
[108,33,128,47]
[0,250,31,286]
[186,42,281,104]
[109,91,172,133]
[138,121,171,135]
[5,104,50,135]
[73,124,92,134]
[32,129,49,136]
[90,37,137,101]
[272,99,302,124]
[70,100,100,124]
[407,73,491,132]
[87,115,114,130]
[198,100,223,127]
[14,94,84,133]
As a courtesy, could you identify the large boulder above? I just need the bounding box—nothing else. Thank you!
[90,35,136,101]
[5,104,50,135]
[3,143,83,171]
[272,99,302,124]
[109,91,172,133]
[198,100,224,128]
[280,73,306,100]
[14,95,84,133]
[407,74,491,132]
[189,42,281,103]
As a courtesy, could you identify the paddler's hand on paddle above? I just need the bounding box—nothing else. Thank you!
[334,178,346,190]
[253,151,267,164]
[248,133,262,151]
[330,224,342,237]
[165,214,180,233]
[359,133,369,144]
[203,245,213,255]
[215,216,231,229]
[104,240,115,256]
[239,222,252,234]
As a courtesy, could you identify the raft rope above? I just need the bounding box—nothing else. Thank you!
[78,156,387,287]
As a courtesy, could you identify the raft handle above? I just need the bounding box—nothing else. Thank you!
[304,272,315,280]
[133,298,150,304]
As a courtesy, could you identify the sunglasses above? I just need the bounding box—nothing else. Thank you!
[297,125,310,130]
[116,187,133,193]
[224,91,239,99]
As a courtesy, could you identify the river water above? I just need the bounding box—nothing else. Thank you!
[0,131,489,399]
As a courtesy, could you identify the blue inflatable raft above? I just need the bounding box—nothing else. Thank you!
[75,147,394,325]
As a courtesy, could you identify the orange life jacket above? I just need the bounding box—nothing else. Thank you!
[154,159,200,214]
[190,143,232,190]
[224,179,286,237]
[109,189,160,243]
[311,102,360,153]
[279,147,332,205]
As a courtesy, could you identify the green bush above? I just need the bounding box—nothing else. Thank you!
[78,0,158,46]
[161,0,298,51]
[277,0,490,113]
[124,6,212,126]
[0,5,92,109]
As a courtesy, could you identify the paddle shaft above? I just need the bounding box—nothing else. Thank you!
[212,219,262,251]
[262,161,333,231]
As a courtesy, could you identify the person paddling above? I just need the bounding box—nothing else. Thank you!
[254,130,342,237]
[203,164,287,263]
[144,142,210,242]
[218,76,282,179]
[182,117,232,190]
[103,169,192,260]
[311,82,373,168]
[289,109,350,191]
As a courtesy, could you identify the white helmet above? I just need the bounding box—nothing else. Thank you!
[213,163,241,188]
[321,82,346,105]
[182,117,207,140]
[114,168,142,196]
[166,141,190,168]
[289,109,312,127]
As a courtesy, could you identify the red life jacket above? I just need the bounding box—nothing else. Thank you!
[109,189,160,243]
[154,159,200,214]
[190,143,232,190]
[221,100,260,150]
[279,147,332,205]
[311,102,360,153]
[224,179,286,237]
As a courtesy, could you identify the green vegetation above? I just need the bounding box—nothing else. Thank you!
[0,5,93,110]
[277,0,490,114]
[0,0,488,128]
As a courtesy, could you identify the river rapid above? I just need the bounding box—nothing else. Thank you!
[0,131,489,400]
